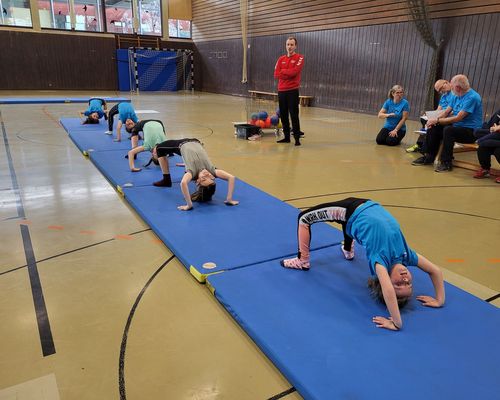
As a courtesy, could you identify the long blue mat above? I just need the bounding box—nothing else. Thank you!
[61,115,499,399]
[207,245,500,400]
[60,116,343,278]
[90,150,184,190]
[123,182,343,280]
[61,118,130,153]
[0,97,130,104]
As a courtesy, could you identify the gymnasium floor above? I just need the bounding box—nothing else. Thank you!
[0,91,498,400]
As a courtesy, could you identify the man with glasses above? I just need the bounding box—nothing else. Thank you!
[406,79,454,153]
[411,75,482,172]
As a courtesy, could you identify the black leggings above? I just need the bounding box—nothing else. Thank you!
[107,103,119,131]
[477,147,500,169]
[297,197,367,255]
[155,138,200,158]
[376,128,406,146]
[278,89,300,139]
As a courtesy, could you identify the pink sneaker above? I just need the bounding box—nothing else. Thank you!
[341,243,355,260]
[280,257,310,271]
[473,168,490,179]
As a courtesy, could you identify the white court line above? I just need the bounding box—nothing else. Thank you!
[135,110,159,114]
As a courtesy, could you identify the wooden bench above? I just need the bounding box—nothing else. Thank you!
[248,90,314,107]
[413,131,500,174]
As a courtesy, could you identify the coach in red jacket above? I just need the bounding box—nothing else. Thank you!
[274,36,304,146]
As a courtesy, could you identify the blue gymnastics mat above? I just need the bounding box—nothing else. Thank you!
[123,182,343,281]
[90,150,184,190]
[0,97,130,104]
[206,245,500,400]
[61,118,131,154]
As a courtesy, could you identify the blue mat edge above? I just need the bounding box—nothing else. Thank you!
[0,97,130,104]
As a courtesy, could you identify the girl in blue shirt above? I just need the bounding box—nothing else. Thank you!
[106,102,139,142]
[376,85,410,146]
[81,98,107,125]
[281,198,445,331]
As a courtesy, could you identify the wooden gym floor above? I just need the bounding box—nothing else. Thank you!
[0,91,498,399]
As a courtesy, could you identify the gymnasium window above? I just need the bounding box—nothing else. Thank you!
[1,0,32,27]
[104,0,133,34]
[38,0,70,30]
[74,0,103,32]
[138,0,161,36]
[169,18,191,39]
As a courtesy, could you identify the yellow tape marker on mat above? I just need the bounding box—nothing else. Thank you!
[189,265,207,283]
[190,265,224,283]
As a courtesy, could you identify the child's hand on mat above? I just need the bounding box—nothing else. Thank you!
[177,205,193,211]
[416,295,442,307]
[131,167,141,172]
[372,316,399,331]
[224,200,239,206]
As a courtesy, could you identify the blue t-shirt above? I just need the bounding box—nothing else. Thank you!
[84,99,105,118]
[450,89,483,129]
[438,91,454,109]
[346,201,418,276]
[118,102,139,124]
[382,98,410,131]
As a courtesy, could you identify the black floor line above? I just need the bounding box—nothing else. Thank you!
[296,203,500,222]
[485,293,500,303]
[118,255,175,400]
[267,387,297,400]
[1,110,25,218]
[0,228,152,277]
[21,223,55,356]
[284,184,498,202]
[2,109,55,356]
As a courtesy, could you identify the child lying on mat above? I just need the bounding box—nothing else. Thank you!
[281,197,445,331]
[80,98,107,124]
[127,120,167,171]
[152,138,239,211]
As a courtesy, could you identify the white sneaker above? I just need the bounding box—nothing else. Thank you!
[105,130,112,135]
[341,243,355,260]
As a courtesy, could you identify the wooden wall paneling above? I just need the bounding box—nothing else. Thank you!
[474,13,495,106]
[483,15,500,117]
[168,0,192,20]
[0,31,117,90]
[194,13,500,119]
[192,0,500,42]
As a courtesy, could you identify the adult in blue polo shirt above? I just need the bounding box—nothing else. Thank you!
[412,74,483,172]
[376,85,410,146]
[106,102,139,142]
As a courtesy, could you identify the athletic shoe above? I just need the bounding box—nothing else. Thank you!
[435,161,453,172]
[496,176,500,184]
[411,156,433,166]
[341,244,355,260]
[280,257,310,271]
[277,138,290,143]
[105,130,112,135]
[405,144,420,153]
[473,168,490,179]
